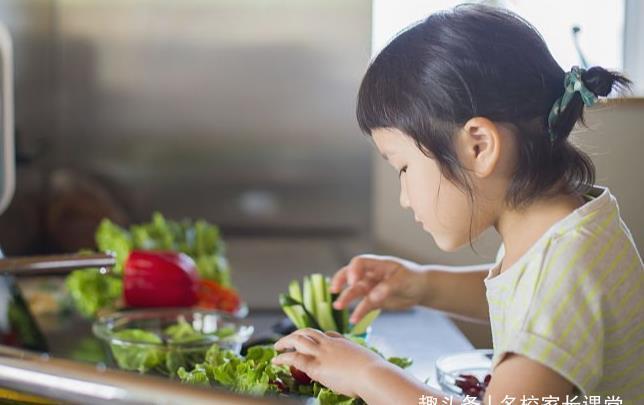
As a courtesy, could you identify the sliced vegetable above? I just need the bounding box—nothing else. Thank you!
[350,309,381,336]
[316,300,337,332]
[302,276,316,320]
[288,280,302,303]
[280,274,380,335]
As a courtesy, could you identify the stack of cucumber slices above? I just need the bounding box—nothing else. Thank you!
[280,274,380,336]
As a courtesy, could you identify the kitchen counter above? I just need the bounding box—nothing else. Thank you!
[9,304,475,403]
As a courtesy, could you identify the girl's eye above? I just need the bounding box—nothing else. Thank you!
[398,166,408,178]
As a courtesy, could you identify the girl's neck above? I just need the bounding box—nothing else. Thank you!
[494,193,586,275]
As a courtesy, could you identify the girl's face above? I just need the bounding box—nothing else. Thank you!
[372,127,491,251]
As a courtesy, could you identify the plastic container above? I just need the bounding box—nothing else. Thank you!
[435,349,493,397]
[93,307,253,376]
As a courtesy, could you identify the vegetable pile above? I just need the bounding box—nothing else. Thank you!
[178,336,412,405]
[280,274,379,335]
[65,212,240,317]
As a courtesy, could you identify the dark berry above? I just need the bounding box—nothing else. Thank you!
[483,374,492,386]
[271,378,288,392]
[465,386,481,397]
[455,378,469,390]
[290,365,312,385]
[458,374,480,387]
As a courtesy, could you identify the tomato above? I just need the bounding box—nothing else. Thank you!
[196,279,241,313]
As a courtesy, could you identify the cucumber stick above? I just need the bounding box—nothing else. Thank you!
[282,305,305,329]
[331,292,347,334]
[316,300,337,331]
[310,274,326,304]
[302,276,317,319]
[281,275,381,335]
[288,280,302,303]
[351,309,381,335]
[279,293,301,307]
[280,294,321,330]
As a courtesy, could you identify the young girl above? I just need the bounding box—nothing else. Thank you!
[272,4,643,404]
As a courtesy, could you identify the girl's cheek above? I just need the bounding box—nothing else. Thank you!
[429,181,474,250]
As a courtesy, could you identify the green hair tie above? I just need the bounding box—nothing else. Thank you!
[547,66,597,142]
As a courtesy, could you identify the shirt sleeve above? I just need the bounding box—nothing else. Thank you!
[493,236,605,396]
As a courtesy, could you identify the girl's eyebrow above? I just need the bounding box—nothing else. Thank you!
[380,151,396,161]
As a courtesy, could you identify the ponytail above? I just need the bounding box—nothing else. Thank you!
[548,66,632,142]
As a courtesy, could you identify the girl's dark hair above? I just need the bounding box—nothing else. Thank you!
[357,3,631,208]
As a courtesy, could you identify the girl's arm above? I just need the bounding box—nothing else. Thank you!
[358,352,575,405]
[358,361,455,405]
[419,264,492,323]
[330,256,491,323]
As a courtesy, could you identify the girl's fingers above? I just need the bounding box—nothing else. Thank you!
[295,327,326,342]
[332,279,374,309]
[271,350,314,370]
[329,266,349,294]
[274,332,319,355]
[324,331,343,338]
[346,260,367,286]
[350,296,378,324]
[331,256,392,294]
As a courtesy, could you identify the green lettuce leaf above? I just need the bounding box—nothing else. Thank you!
[65,268,122,317]
[177,339,411,404]
[317,388,360,405]
[110,329,165,373]
[177,364,210,386]
[95,219,132,275]
[386,356,413,369]
[164,318,205,343]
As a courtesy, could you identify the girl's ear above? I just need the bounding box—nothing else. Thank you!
[457,117,502,178]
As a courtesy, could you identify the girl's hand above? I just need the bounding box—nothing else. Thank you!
[330,254,430,323]
[272,328,386,398]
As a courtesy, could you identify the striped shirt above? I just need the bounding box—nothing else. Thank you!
[484,186,643,403]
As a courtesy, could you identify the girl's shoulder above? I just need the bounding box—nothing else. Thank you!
[487,185,641,288]
[542,185,641,282]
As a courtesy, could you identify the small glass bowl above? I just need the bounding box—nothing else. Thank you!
[93,307,254,376]
[435,349,493,397]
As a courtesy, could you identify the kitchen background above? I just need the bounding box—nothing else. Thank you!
[0,0,642,348]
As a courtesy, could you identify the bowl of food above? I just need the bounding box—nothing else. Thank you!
[93,307,254,376]
[435,349,493,400]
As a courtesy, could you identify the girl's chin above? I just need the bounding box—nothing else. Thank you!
[427,230,468,252]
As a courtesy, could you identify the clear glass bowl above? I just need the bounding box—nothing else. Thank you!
[93,307,254,376]
[435,349,493,397]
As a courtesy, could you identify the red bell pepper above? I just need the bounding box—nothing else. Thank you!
[123,250,199,307]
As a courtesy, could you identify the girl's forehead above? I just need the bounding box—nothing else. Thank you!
[372,127,413,151]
